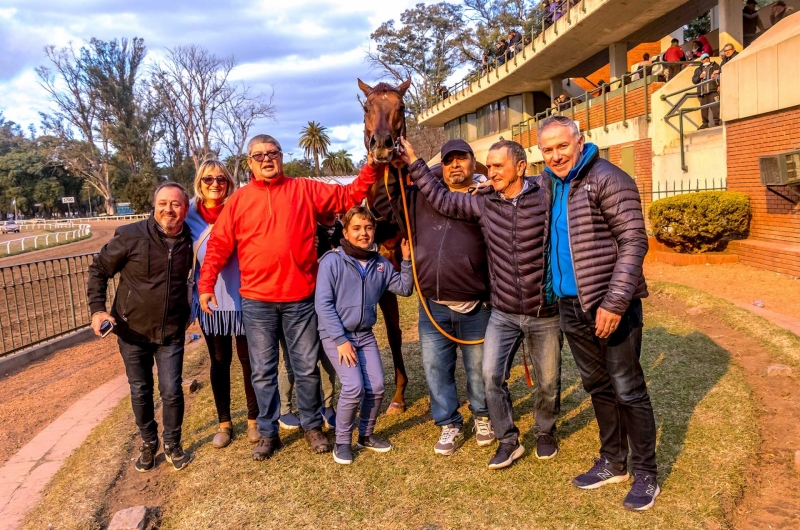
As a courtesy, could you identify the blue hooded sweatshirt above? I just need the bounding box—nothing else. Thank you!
[546,142,598,298]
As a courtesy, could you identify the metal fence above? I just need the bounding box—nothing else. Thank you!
[0,253,117,357]
[651,178,727,202]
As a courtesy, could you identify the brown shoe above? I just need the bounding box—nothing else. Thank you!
[304,427,331,453]
[252,435,282,461]
[212,426,233,448]
[247,423,260,444]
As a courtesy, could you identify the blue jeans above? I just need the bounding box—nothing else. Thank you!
[419,299,490,428]
[241,297,323,437]
[117,338,184,445]
[321,331,385,445]
[482,309,563,444]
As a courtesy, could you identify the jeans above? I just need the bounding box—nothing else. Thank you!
[321,332,385,445]
[559,298,657,475]
[482,310,563,444]
[241,296,323,437]
[204,334,259,423]
[278,341,337,414]
[118,337,184,445]
[419,299,490,428]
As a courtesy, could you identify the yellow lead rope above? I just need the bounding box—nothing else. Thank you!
[386,166,484,346]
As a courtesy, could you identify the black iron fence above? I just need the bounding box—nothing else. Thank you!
[0,253,117,357]
[651,178,727,202]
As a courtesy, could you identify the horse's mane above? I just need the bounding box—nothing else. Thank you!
[368,82,402,96]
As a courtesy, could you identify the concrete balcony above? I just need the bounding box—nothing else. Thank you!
[417,0,716,127]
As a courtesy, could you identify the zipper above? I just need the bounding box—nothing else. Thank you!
[344,259,367,331]
[510,203,524,314]
[161,248,173,343]
[267,188,273,217]
[565,180,586,312]
[121,289,131,322]
[554,183,566,299]
[435,218,449,301]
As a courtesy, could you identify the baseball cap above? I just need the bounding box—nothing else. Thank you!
[440,139,473,160]
[700,53,710,60]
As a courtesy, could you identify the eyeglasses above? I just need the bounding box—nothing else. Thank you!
[249,151,282,162]
[201,176,228,185]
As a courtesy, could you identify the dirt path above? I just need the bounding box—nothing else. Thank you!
[0,335,125,467]
[650,294,800,529]
[0,221,127,267]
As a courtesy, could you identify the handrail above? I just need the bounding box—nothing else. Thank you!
[660,75,716,101]
[678,102,721,172]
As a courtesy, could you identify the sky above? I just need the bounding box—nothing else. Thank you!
[0,0,433,162]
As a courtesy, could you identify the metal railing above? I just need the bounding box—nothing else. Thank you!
[422,0,586,114]
[652,178,726,202]
[0,253,117,357]
[1,225,92,256]
[678,102,721,172]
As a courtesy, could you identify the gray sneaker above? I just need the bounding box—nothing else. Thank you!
[474,416,495,446]
[434,424,465,456]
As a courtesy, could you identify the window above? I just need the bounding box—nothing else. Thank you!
[498,98,509,133]
[508,95,523,130]
[599,148,610,160]
[621,146,635,178]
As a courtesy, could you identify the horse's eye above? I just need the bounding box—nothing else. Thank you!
[363,106,369,113]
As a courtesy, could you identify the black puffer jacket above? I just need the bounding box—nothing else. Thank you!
[371,167,490,302]
[410,159,556,317]
[87,215,193,345]
[557,152,648,315]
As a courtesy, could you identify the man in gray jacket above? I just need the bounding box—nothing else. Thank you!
[539,116,657,511]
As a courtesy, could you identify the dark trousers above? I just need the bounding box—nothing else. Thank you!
[241,296,323,437]
[559,298,657,475]
[205,333,259,423]
[699,92,720,126]
[118,337,185,446]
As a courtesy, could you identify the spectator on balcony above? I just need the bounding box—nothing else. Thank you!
[542,0,553,28]
[688,40,704,61]
[770,1,794,25]
[720,43,739,66]
[631,53,652,81]
[552,93,570,111]
[482,52,491,75]
[663,38,686,81]
[692,54,721,130]
[508,29,522,54]
[437,85,450,101]
[496,40,508,66]
[743,0,765,47]
[550,0,564,22]
[697,35,713,56]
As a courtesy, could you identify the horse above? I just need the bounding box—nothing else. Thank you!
[359,77,412,414]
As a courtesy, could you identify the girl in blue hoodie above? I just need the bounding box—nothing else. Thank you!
[315,206,413,464]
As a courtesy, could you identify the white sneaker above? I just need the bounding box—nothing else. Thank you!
[474,416,495,446]
[434,424,465,456]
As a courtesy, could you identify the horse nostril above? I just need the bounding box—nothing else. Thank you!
[369,136,377,149]
[383,136,393,149]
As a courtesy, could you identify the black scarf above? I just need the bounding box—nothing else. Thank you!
[339,238,379,261]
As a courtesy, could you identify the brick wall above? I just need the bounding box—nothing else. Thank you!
[726,105,800,245]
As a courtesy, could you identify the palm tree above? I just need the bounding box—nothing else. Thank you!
[322,150,356,175]
[298,121,331,177]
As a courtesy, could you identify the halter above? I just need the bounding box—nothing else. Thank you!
[363,86,407,153]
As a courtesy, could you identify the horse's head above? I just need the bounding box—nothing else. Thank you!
[359,78,411,164]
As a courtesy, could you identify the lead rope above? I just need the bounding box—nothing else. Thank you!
[386,166,484,346]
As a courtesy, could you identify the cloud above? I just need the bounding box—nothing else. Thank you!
[0,0,432,162]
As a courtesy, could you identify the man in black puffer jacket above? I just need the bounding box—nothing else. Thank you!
[87,182,193,473]
[398,137,563,470]
[539,115,657,512]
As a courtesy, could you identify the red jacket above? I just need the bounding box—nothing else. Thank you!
[663,45,686,63]
[199,165,382,302]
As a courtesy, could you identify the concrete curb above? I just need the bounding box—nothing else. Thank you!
[0,328,96,375]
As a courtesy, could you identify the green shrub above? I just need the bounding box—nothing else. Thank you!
[648,191,750,253]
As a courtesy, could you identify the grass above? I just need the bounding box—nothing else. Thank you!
[0,232,91,258]
[651,281,800,370]
[21,295,758,529]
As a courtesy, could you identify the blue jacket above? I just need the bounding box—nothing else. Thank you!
[547,143,599,298]
[315,247,414,346]
[185,202,245,335]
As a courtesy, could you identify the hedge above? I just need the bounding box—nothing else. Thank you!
[648,191,750,253]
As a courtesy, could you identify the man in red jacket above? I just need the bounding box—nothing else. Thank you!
[199,134,383,460]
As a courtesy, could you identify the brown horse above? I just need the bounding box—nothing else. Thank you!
[359,77,411,414]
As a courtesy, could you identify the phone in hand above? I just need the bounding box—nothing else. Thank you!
[99,320,115,338]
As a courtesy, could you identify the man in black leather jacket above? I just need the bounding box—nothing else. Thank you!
[87,181,193,473]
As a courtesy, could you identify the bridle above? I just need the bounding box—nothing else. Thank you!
[362,87,407,155]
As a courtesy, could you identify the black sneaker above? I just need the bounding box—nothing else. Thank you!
[487,442,524,469]
[252,435,282,461]
[572,457,630,489]
[134,439,159,472]
[623,473,660,511]
[535,434,558,460]
[164,442,192,471]
[333,443,353,465]
[356,435,392,453]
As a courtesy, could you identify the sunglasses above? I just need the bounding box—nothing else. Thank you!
[201,176,228,185]
[250,151,282,162]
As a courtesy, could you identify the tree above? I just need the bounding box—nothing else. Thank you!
[283,157,314,177]
[322,150,356,175]
[215,83,276,184]
[298,121,331,177]
[152,45,236,170]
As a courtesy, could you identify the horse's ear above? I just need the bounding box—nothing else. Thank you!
[397,78,412,97]
[357,78,372,97]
